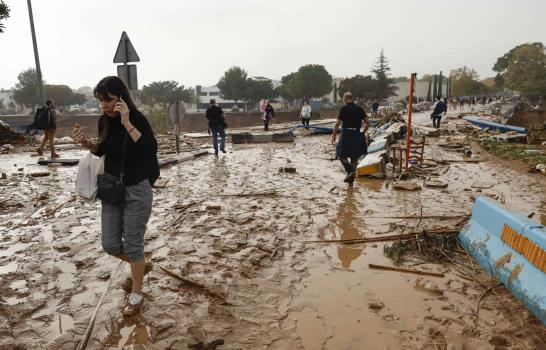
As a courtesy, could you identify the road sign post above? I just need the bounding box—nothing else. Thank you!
[113,31,140,90]
[169,101,186,154]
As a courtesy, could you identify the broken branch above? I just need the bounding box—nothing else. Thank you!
[305,229,460,244]
[368,263,445,277]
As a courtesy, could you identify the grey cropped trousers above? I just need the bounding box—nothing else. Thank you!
[101,179,153,262]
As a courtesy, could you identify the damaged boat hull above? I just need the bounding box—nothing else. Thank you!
[459,197,546,324]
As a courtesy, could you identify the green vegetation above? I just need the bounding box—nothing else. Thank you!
[480,139,546,167]
[335,50,398,103]
[493,42,546,104]
[450,66,488,96]
[277,64,333,102]
[217,66,275,108]
[44,84,86,106]
[0,1,9,33]
[384,235,461,266]
[13,69,87,107]
[338,75,377,103]
[146,105,171,133]
[140,80,194,109]
[372,49,397,101]
[13,68,42,107]
[383,241,408,266]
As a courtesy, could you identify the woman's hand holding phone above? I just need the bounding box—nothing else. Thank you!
[114,97,130,127]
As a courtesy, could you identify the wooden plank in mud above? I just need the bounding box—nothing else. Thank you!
[158,150,209,168]
[232,133,294,144]
[272,133,295,143]
[37,158,79,166]
[232,133,272,144]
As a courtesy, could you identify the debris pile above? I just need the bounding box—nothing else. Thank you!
[0,120,25,144]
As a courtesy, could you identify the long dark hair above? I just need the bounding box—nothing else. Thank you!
[94,76,140,143]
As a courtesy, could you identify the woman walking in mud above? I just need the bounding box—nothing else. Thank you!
[72,76,159,316]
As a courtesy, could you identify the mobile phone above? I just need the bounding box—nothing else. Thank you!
[114,97,121,116]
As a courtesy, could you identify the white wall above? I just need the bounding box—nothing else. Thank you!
[388,81,448,103]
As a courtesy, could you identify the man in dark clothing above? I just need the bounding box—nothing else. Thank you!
[332,92,370,185]
[431,96,447,129]
[36,99,59,157]
[205,99,226,156]
[264,101,275,131]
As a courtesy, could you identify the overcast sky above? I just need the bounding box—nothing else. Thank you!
[1,0,545,90]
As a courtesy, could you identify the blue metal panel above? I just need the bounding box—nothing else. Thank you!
[459,197,546,324]
[463,116,528,134]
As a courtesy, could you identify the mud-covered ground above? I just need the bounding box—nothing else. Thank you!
[0,112,545,350]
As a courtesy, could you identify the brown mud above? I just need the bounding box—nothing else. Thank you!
[0,112,545,349]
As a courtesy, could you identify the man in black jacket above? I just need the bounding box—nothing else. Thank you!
[206,99,227,156]
[431,96,447,129]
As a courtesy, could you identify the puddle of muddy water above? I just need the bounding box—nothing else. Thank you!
[0,242,33,258]
[291,245,424,349]
[9,279,27,290]
[29,298,75,338]
[57,261,76,290]
[0,260,18,274]
[116,324,151,348]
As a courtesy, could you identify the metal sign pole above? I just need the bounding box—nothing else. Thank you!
[124,38,129,87]
[404,73,417,172]
[26,0,44,105]
[175,101,180,154]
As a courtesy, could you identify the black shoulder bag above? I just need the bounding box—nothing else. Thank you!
[97,132,128,206]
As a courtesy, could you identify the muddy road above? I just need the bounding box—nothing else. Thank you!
[0,115,545,349]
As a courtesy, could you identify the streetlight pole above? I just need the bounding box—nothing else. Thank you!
[26,0,44,105]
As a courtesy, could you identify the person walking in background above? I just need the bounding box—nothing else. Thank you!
[371,100,379,118]
[72,76,159,317]
[264,100,275,131]
[431,95,447,129]
[36,99,59,158]
[332,92,370,185]
[206,99,227,156]
[300,100,312,129]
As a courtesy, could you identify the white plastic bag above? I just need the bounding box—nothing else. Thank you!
[75,152,104,202]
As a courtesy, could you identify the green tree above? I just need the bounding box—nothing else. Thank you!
[140,81,194,109]
[450,66,485,96]
[284,64,333,100]
[244,79,275,104]
[0,1,9,33]
[13,68,42,107]
[393,76,409,83]
[44,84,86,106]
[338,75,377,102]
[492,42,544,88]
[495,43,546,103]
[276,73,297,101]
[217,66,248,105]
[371,49,397,100]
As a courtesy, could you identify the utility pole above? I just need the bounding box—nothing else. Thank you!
[404,73,417,173]
[26,0,44,105]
